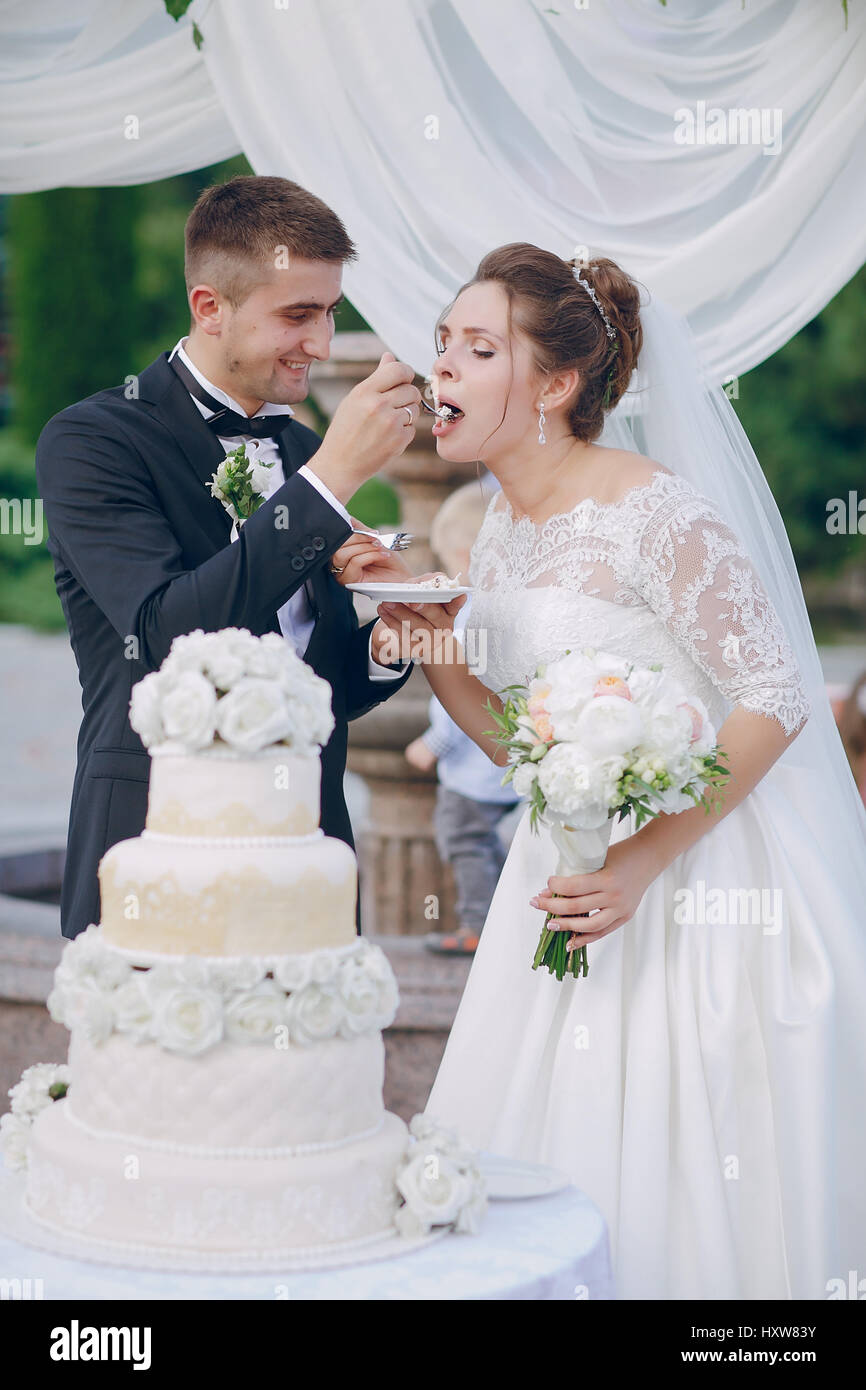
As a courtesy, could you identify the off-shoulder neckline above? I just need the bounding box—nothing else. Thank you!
[491,466,684,529]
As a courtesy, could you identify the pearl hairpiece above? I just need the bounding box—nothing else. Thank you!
[573,264,618,344]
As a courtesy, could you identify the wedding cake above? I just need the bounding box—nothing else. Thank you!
[1,628,485,1269]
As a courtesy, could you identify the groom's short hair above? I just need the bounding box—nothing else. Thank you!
[184,174,357,308]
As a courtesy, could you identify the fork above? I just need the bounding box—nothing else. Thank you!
[351,527,413,551]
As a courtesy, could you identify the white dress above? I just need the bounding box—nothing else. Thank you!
[425,466,866,1300]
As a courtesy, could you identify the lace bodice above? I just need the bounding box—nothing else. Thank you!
[463,468,810,738]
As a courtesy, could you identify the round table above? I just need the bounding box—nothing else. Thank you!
[0,1182,615,1300]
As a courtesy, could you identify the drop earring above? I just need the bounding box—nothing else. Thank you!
[538,401,546,445]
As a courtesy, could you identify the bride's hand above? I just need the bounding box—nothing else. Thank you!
[375,589,467,665]
[329,518,413,585]
[528,837,660,949]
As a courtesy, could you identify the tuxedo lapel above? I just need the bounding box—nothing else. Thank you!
[135,354,333,657]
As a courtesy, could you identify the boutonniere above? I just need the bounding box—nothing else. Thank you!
[208,443,275,526]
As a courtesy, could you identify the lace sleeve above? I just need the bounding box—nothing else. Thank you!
[630,484,811,737]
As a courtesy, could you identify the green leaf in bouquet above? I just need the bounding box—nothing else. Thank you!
[528,742,547,762]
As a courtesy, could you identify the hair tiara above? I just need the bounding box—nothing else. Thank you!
[571,262,618,345]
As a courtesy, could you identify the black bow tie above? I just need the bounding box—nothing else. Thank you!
[169,351,295,439]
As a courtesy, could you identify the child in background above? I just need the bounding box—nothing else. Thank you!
[404,480,520,955]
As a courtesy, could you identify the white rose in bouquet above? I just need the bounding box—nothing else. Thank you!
[161,671,218,750]
[215,677,293,752]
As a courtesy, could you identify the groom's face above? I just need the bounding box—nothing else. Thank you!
[208,258,344,407]
[431,282,540,464]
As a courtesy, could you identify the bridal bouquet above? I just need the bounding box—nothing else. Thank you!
[484,648,731,980]
[208,442,274,525]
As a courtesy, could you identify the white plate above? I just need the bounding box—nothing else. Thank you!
[345,582,471,604]
[478,1153,571,1200]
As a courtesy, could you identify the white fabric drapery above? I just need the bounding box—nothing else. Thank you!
[0,0,864,381]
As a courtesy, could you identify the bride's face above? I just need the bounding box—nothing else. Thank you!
[430,282,542,463]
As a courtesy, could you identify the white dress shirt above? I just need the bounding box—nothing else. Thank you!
[168,338,407,681]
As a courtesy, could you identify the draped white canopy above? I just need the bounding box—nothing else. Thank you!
[1,0,864,381]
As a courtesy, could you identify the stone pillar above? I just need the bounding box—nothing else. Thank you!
[312,333,478,937]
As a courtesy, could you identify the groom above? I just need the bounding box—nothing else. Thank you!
[36,174,420,941]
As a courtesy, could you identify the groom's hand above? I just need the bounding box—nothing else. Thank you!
[305,351,421,505]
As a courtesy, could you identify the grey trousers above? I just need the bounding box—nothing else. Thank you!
[432,785,516,932]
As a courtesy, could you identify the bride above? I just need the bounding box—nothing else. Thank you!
[337,243,866,1300]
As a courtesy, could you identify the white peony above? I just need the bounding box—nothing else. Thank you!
[149,983,224,1055]
[224,981,286,1043]
[285,981,343,1045]
[569,694,645,757]
[0,1112,31,1171]
[160,671,217,750]
[214,677,293,753]
[536,742,610,827]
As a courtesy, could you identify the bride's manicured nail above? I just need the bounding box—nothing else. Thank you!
[530,896,540,907]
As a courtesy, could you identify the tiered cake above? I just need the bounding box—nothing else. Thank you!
[1,629,485,1268]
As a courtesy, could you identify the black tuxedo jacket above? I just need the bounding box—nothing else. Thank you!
[35,350,413,940]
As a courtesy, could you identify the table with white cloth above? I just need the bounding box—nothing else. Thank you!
[0,1181,614,1301]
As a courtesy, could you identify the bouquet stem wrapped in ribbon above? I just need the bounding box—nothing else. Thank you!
[533,818,616,980]
[484,647,731,982]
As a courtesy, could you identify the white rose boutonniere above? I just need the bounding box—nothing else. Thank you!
[208,443,274,526]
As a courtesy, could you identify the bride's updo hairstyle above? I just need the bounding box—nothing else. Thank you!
[441,242,643,444]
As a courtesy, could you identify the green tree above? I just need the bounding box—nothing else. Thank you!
[8,187,141,443]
